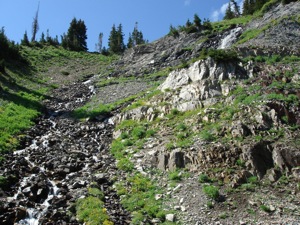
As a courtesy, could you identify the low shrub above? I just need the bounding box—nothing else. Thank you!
[202,185,220,200]
[199,174,213,183]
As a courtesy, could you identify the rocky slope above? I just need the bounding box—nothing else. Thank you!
[109,1,300,224]
[0,1,300,225]
[0,79,130,224]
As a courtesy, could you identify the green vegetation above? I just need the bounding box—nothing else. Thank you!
[213,15,252,33]
[199,174,213,183]
[197,48,239,63]
[202,185,220,200]
[260,204,272,213]
[76,188,113,225]
[61,18,88,52]
[168,170,182,181]
[0,45,117,154]
[116,173,171,224]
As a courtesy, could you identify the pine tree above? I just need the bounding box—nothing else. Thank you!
[116,23,125,53]
[130,22,146,47]
[62,18,88,51]
[242,0,250,15]
[193,14,202,31]
[31,2,40,42]
[0,27,20,61]
[127,33,133,48]
[108,24,117,53]
[185,19,192,28]
[169,25,179,37]
[40,32,46,44]
[224,1,235,20]
[203,18,212,31]
[0,28,9,59]
[231,0,241,17]
[21,31,30,46]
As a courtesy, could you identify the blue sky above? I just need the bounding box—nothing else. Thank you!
[0,0,243,51]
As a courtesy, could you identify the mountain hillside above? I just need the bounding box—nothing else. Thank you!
[0,1,300,224]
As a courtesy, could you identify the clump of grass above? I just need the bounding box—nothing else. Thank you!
[168,170,182,181]
[0,102,41,153]
[260,204,271,213]
[76,188,113,225]
[199,174,213,183]
[116,173,170,224]
[117,158,134,172]
[176,123,187,131]
[132,126,146,140]
[199,130,215,142]
[219,212,228,219]
[202,185,220,200]
[236,159,245,167]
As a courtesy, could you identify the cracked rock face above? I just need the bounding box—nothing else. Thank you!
[158,57,248,111]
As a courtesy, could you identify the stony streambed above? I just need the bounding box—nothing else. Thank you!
[0,79,130,224]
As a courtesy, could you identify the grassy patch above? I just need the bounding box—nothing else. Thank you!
[116,173,171,224]
[260,204,271,213]
[203,185,220,201]
[76,188,113,225]
[212,15,252,33]
[0,101,40,153]
[199,174,213,183]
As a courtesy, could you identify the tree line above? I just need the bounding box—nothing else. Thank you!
[224,0,299,20]
[168,14,213,37]
[20,17,147,55]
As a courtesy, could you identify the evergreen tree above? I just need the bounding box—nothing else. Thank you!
[185,19,192,28]
[224,1,235,20]
[0,27,20,61]
[108,23,125,54]
[21,31,30,46]
[169,25,179,37]
[0,28,9,60]
[202,18,212,31]
[62,18,88,51]
[130,22,146,47]
[193,14,202,31]
[242,0,250,15]
[40,32,46,44]
[231,0,241,17]
[108,24,118,53]
[248,0,256,14]
[31,2,40,42]
[116,23,125,53]
[127,33,133,48]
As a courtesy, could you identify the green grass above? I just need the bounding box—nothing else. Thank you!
[117,158,134,172]
[199,174,213,183]
[76,188,113,225]
[168,170,182,181]
[236,27,267,45]
[199,130,216,142]
[0,45,118,155]
[0,101,41,153]
[202,185,220,201]
[212,15,253,33]
[260,204,271,213]
[116,173,170,224]
[76,196,112,225]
